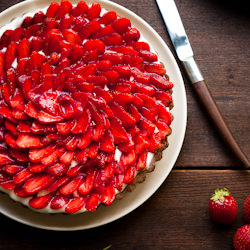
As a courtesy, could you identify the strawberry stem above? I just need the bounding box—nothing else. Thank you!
[211,188,230,203]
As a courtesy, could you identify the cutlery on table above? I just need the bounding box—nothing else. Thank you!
[156,0,250,168]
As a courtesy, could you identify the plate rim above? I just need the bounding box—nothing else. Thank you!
[0,0,187,231]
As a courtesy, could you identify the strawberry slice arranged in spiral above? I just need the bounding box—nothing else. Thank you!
[0,0,173,214]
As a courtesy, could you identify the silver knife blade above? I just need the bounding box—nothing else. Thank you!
[155,0,204,83]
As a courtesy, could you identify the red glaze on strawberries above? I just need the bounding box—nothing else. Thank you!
[0,0,173,214]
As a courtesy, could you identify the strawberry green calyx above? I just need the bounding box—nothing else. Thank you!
[210,188,230,203]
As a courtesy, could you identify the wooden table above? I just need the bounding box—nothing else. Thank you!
[0,0,250,249]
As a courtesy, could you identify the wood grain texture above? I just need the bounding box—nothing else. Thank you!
[0,170,249,249]
[0,0,249,249]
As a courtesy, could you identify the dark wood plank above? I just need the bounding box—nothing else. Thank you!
[0,170,249,249]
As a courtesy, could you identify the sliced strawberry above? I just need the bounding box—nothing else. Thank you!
[127,104,141,122]
[56,0,73,20]
[60,175,83,195]
[112,18,131,34]
[85,192,100,212]
[4,132,18,148]
[14,187,30,197]
[99,11,117,25]
[120,149,137,168]
[13,168,33,184]
[9,149,29,163]
[37,111,63,123]
[136,93,158,114]
[148,133,161,152]
[71,112,91,135]
[109,117,129,143]
[79,19,101,40]
[5,42,17,69]
[50,195,70,209]
[24,174,55,194]
[74,148,88,164]
[21,16,33,29]
[136,151,147,171]
[117,133,134,153]
[65,135,80,151]
[83,39,105,54]
[5,120,18,135]
[145,62,166,75]
[56,120,75,135]
[102,162,115,180]
[38,90,59,116]
[29,192,54,209]
[109,102,136,127]
[60,151,74,165]
[101,33,123,46]
[150,73,174,90]
[28,163,46,173]
[65,197,86,214]
[91,25,114,39]
[123,164,136,184]
[12,109,29,120]
[113,174,124,191]
[99,130,115,152]
[78,126,93,149]
[71,1,88,17]
[66,163,84,177]
[17,38,30,60]
[59,14,74,31]
[4,164,23,175]
[101,51,124,65]
[16,58,28,77]
[134,134,150,154]
[111,91,134,107]
[158,104,172,125]
[71,16,88,32]
[23,23,42,39]
[62,29,81,45]
[87,142,99,158]
[87,2,101,20]
[9,27,23,42]
[33,11,45,24]
[47,163,68,176]
[138,117,156,136]
[24,101,39,118]
[123,54,143,68]
[16,133,42,148]
[17,122,31,133]
[155,119,171,139]
[100,183,115,205]
[139,50,158,62]
[122,27,140,43]
[46,176,70,192]
[154,90,173,106]
[41,147,65,166]
[31,122,57,134]
[0,180,16,190]
[0,102,17,123]
[94,87,113,102]
[10,89,25,111]
[46,1,60,18]
[99,70,119,84]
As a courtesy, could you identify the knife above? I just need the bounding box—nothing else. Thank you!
[156,0,250,168]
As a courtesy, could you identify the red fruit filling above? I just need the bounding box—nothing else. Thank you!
[0,0,173,214]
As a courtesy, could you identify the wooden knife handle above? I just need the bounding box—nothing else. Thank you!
[193,80,250,168]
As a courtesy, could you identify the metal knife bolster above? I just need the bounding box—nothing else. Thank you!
[182,57,204,83]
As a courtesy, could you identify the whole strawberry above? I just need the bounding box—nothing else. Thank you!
[244,195,250,223]
[209,188,238,224]
[233,224,250,250]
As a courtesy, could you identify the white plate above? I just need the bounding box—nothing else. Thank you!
[0,0,187,231]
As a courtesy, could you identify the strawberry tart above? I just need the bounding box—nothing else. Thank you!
[0,0,173,214]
